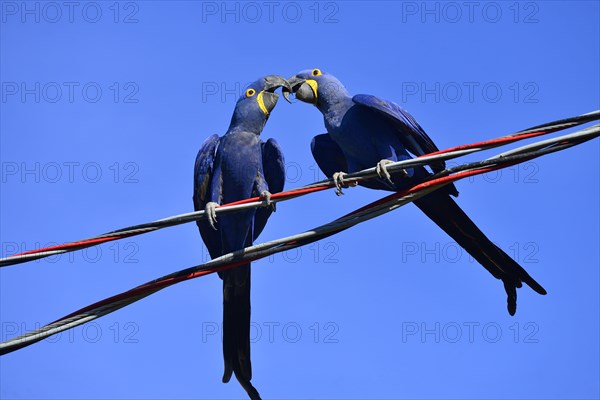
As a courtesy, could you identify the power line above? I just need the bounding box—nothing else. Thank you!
[1,110,598,268]
[1,116,598,355]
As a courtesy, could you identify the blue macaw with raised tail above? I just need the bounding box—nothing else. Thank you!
[193,75,290,400]
[284,69,546,315]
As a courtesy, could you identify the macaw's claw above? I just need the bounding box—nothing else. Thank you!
[376,159,396,185]
[332,172,347,196]
[260,191,276,212]
[205,202,219,230]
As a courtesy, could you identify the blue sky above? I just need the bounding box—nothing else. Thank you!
[1,1,599,399]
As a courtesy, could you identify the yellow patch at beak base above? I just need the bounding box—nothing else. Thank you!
[257,90,269,115]
[305,79,318,101]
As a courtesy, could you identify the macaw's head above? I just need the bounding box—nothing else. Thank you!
[229,75,291,133]
[283,68,350,109]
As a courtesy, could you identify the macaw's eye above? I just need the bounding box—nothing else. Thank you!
[311,69,322,77]
[246,88,256,97]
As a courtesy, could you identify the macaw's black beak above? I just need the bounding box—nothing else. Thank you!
[264,75,292,93]
[283,75,317,105]
[260,75,293,115]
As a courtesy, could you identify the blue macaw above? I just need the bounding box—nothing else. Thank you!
[193,75,289,399]
[284,69,546,315]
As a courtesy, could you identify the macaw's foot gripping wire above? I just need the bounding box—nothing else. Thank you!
[1,111,599,355]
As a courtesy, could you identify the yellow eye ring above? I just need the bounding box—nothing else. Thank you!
[246,88,256,97]
[311,68,322,77]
